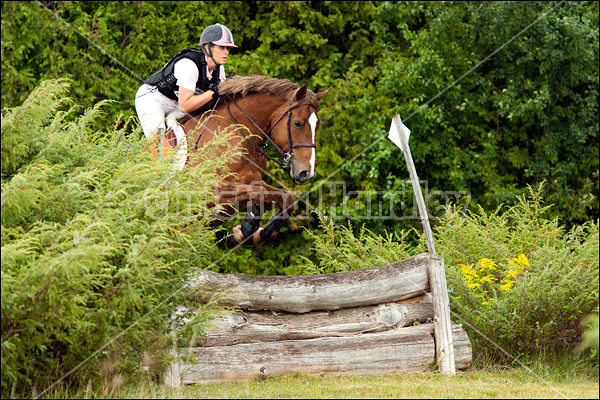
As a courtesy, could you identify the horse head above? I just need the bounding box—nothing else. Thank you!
[269,85,330,184]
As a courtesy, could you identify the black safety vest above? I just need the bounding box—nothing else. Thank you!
[144,48,220,101]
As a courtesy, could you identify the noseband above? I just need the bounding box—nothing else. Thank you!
[222,88,316,168]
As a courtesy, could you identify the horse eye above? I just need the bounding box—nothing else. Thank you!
[293,120,303,129]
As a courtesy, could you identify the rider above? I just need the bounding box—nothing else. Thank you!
[135,23,238,169]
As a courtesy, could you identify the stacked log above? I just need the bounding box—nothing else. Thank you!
[165,253,472,385]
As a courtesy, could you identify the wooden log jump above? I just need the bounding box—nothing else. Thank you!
[164,253,471,386]
[184,253,431,313]
[171,323,471,385]
[201,298,434,346]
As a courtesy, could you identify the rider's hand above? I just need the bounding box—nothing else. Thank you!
[208,83,220,100]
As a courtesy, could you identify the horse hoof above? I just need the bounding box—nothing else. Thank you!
[225,225,248,248]
[225,233,239,249]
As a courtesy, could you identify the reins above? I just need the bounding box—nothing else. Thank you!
[223,94,290,167]
[194,96,221,150]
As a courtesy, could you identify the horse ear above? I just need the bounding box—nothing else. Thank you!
[293,85,308,102]
[316,87,331,101]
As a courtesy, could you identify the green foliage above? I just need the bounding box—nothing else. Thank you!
[298,185,599,361]
[436,185,599,357]
[2,2,598,275]
[297,216,426,274]
[341,1,599,231]
[579,314,599,357]
[1,80,239,395]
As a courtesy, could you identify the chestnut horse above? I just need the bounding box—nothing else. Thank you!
[178,75,329,248]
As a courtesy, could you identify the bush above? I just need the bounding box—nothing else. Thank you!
[1,80,237,396]
[298,186,599,362]
[435,185,599,358]
[296,217,426,275]
[579,314,599,356]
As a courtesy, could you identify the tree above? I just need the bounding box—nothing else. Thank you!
[2,1,597,274]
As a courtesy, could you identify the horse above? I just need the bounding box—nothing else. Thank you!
[178,75,330,248]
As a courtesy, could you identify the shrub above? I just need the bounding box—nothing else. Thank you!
[436,185,599,358]
[298,186,599,362]
[1,80,237,396]
[579,314,599,356]
[296,217,426,275]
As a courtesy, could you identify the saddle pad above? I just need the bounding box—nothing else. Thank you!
[148,128,178,160]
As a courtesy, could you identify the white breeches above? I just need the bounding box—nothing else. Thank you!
[135,84,188,170]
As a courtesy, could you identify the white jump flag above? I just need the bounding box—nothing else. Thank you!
[388,117,410,151]
[389,114,436,256]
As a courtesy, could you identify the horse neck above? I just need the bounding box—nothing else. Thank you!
[230,94,286,142]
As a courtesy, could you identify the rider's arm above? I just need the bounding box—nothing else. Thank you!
[174,58,215,114]
[178,87,215,114]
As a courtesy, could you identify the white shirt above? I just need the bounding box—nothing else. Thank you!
[173,58,226,94]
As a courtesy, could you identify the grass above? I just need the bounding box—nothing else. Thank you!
[41,353,599,399]
[120,372,597,399]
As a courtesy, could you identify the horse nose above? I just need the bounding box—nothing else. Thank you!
[296,169,313,183]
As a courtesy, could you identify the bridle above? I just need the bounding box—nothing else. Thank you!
[221,88,316,168]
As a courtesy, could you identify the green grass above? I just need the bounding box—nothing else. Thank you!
[41,354,599,399]
[129,370,598,399]
[67,371,599,399]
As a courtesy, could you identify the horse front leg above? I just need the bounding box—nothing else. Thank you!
[229,206,290,247]
[216,181,296,248]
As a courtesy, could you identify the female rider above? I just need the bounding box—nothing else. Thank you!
[135,23,237,169]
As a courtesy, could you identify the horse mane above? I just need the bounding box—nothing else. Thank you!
[220,75,320,109]
[177,75,320,124]
[220,75,298,97]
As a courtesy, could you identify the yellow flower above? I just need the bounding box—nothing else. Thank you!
[505,269,521,279]
[499,281,513,291]
[476,316,482,322]
[513,254,530,269]
[479,275,497,284]
[460,264,479,282]
[467,282,481,290]
[460,264,474,274]
[479,258,497,272]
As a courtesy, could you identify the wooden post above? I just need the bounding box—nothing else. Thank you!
[163,321,181,387]
[392,115,436,255]
[427,256,456,375]
[392,115,455,375]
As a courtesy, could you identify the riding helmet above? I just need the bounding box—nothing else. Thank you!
[199,23,238,48]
